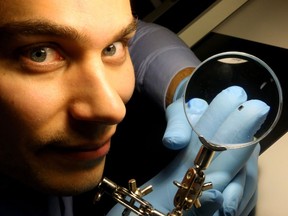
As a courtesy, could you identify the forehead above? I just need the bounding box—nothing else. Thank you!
[0,0,133,32]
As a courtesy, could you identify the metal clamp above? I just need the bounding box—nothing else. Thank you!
[171,138,216,214]
[94,177,167,216]
[94,137,216,215]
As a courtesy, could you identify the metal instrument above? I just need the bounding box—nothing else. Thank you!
[94,136,218,216]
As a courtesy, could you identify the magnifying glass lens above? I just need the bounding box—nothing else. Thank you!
[184,52,283,149]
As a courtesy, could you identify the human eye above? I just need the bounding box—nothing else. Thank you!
[102,40,128,65]
[17,43,66,73]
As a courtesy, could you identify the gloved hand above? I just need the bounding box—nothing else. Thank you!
[107,86,269,216]
[163,85,268,216]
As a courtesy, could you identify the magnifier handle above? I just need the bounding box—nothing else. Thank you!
[171,145,215,215]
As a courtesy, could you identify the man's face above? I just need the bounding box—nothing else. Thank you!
[0,0,136,195]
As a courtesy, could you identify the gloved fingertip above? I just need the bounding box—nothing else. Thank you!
[186,98,208,114]
[164,98,192,150]
[162,136,188,150]
[225,86,246,98]
[194,190,223,215]
[223,200,238,216]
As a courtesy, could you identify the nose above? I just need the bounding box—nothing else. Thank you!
[67,60,126,124]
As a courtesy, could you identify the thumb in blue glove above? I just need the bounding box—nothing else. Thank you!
[163,97,208,150]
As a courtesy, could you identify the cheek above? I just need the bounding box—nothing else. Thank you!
[0,77,61,132]
[0,83,45,163]
[120,72,135,103]
[0,79,64,170]
[111,60,135,104]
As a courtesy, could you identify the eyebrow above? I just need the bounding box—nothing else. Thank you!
[0,17,138,44]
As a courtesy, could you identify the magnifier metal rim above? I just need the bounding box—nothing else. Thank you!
[183,51,283,150]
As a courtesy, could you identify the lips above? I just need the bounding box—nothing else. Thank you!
[61,141,111,160]
[42,140,111,162]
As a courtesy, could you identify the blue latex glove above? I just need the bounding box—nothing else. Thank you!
[107,86,269,216]
[164,86,268,216]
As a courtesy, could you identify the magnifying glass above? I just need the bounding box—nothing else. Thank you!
[184,51,283,151]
